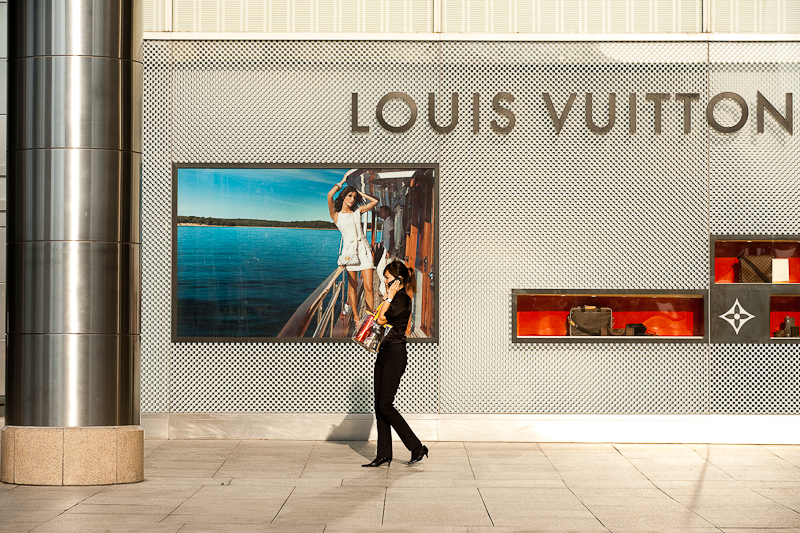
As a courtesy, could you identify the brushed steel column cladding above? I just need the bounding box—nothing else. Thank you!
[6,0,142,427]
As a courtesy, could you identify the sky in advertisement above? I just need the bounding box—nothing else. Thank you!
[177,167,350,221]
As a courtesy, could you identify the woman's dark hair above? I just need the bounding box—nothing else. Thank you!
[334,186,363,212]
[385,261,417,294]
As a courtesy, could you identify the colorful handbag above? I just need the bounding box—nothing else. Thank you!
[352,303,391,353]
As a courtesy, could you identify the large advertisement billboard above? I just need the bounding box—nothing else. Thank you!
[173,165,437,342]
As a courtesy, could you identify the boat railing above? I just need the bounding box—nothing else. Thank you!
[313,280,344,337]
[277,265,346,338]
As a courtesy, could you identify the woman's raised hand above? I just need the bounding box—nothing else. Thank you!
[386,279,401,299]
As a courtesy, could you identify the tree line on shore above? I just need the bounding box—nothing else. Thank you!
[178,216,337,229]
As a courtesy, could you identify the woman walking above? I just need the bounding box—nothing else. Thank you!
[363,261,428,467]
[328,178,379,323]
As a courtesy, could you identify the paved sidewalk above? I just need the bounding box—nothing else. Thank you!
[1,440,800,532]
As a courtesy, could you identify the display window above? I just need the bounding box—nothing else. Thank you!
[713,238,800,284]
[513,290,705,342]
[770,295,800,340]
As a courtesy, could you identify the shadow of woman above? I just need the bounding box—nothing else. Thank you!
[326,377,374,459]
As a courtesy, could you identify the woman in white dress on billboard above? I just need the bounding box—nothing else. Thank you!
[328,178,379,324]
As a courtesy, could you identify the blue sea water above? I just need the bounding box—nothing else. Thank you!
[177,226,373,338]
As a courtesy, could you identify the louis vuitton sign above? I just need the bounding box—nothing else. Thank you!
[350,92,794,135]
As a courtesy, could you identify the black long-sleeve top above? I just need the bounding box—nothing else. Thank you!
[382,290,412,345]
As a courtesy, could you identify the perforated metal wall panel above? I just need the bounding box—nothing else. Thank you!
[711,344,800,414]
[141,39,800,416]
[142,41,174,413]
[709,43,800,235]
[437,42,709,413]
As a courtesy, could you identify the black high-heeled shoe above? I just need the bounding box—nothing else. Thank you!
[407,445,429,465]
[362,457,392,467]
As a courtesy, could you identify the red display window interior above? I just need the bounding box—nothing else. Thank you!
[715,240,800,283]
[770,296,800,337]
[516,294,704,337]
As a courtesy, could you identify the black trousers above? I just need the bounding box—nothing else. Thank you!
[374,342,421,458]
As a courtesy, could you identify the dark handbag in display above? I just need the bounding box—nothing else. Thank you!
[738,253,774,283]
[773,316,800,338]
[601,323,652,336]
[567,306,612,336]
[625,323,649,336]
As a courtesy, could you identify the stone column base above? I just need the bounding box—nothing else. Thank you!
[1,426,144,485]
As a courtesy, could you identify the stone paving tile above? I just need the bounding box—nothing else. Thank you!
[386,467,476,480]
[719,530,800,533]
[0,498,84,512]
[567,487,673,507]
[144,477,234,485]
[271,502,385,527]
[326,527,468,533]
[65,502,180,515]
[176,525,324,533]
[660,486,789,508]
[626,462,736,481]
[538,443,619,452]
[214,467,306,479]
[651,479,770,490]
[470,464,563,480]
[592,513,716,530]
[172,495,288,518]
[716,465,800,482]
[463,442,540,451]
[0,486,102,499]
[763,445,800,465]
[467,449,549,462]
[690,509,800,529]
[751,488,800,511]
[479,487,586,510]
[228,477,343,488]
[160,514,273,526]
[611,521,720,533]
[0,511,70,533]
[688,445,784,465]
[490,512,610,531]
[270,485,386,526]
[30,513,175,532]
[468,527,611,533]
[31,522,183,533]
[454,479,567,488]
[382,507,493,528]
[3,440,800,532]
[145,466,223,478]
[342,477,456,488]
[382,487,492,527]
[557,472,656,489]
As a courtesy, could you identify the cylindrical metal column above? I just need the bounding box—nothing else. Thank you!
[6,0,142,427]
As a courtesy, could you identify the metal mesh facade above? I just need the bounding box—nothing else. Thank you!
[141,39,800,415]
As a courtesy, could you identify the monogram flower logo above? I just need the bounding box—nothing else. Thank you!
[719,298,755,335]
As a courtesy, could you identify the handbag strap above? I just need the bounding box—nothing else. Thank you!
[568,318,601,336]
[338,210,361,254]
[738,253,770,283]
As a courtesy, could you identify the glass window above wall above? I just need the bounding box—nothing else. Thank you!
[443,0,703,33]
[163,0,433,33]
[712,0,800,33]
[143,0,800,33]
[144,0,166,32]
